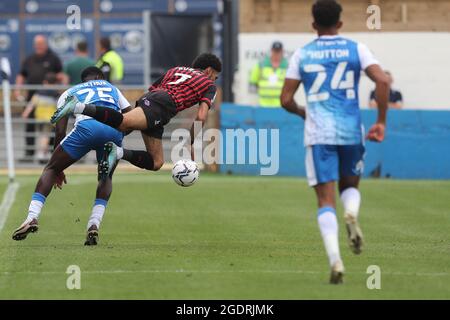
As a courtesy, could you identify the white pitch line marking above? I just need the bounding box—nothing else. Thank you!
[0,269,448,277]
[0,182,19,234]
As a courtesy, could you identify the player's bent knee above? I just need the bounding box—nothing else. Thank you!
[152,159,164,171]
[118,121,131,132]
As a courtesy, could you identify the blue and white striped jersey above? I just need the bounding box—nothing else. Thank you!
[286,35,379,145]
[57,80,130,124]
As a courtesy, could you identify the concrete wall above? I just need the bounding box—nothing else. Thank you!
[234,32,450,110]
[220,103,450,179]
[240,0,450,33]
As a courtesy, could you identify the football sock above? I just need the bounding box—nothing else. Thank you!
[74,102,86,114]
[26,192,46,222]
[87,199,107,230]
[340,187,361,219]
[122,149,154,170]
[77,104,123,129]
[317,207,341,267]
[116,147,124,160]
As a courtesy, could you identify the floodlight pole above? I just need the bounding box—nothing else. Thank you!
[143,10,152,89]
[1,58,15,182]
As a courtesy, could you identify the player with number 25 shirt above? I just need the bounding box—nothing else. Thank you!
[51,53,222,176]
[13,67,132,245]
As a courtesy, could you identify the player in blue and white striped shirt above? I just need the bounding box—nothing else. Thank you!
[12,67,132,246]
[280,0,390,284]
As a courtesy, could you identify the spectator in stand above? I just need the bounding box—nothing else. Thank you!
[249,41,289,107]
[15,34,68,161]
[64,41,95,85]
[96,37,124,84]
[21,73,59,163]
[369,71,403,109]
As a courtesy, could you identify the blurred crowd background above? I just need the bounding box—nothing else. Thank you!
[0,0,232,166]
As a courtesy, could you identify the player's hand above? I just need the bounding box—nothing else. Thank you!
[297,106,306,119]
[190,145,195,161]
[366,122,385,142]
[54,172,67,190]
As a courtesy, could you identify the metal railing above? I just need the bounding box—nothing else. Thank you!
[10,84,147,91]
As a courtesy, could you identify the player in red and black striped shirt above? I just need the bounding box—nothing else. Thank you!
[149,65,218,113]
[53,53,221,175]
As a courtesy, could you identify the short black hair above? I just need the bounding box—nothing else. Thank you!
[81,66,105,82]
[76,41,88,52]
[312,0,342,28]
[192,53,222,73]
[100,37,111,51]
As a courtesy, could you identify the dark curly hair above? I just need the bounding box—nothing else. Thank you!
[192,53,222,73]
[312,0,342,28]
[81,66,105,82]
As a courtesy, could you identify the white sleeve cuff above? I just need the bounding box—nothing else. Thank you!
[285,49,302,80]
[117,89,131,110]
[357,43,379,70]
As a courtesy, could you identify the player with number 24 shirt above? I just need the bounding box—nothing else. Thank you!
[280,0,390,284]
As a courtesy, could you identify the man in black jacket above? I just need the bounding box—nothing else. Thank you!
[15,34,68,161]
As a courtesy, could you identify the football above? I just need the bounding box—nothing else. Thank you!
[172,159,199,187]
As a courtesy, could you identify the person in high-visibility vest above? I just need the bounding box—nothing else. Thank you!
[249,41,288,107]
[96,37,124,84]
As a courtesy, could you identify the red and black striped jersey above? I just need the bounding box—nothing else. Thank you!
[149,67,217,112]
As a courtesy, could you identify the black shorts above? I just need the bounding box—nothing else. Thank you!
[136,91,177,139]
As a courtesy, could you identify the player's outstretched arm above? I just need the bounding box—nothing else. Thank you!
[280,79,306,119]
[190,102,209,160]
[365,64,390,142]
[190,102,209,139]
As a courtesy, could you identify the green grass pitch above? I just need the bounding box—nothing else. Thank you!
[0,172,449,299]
